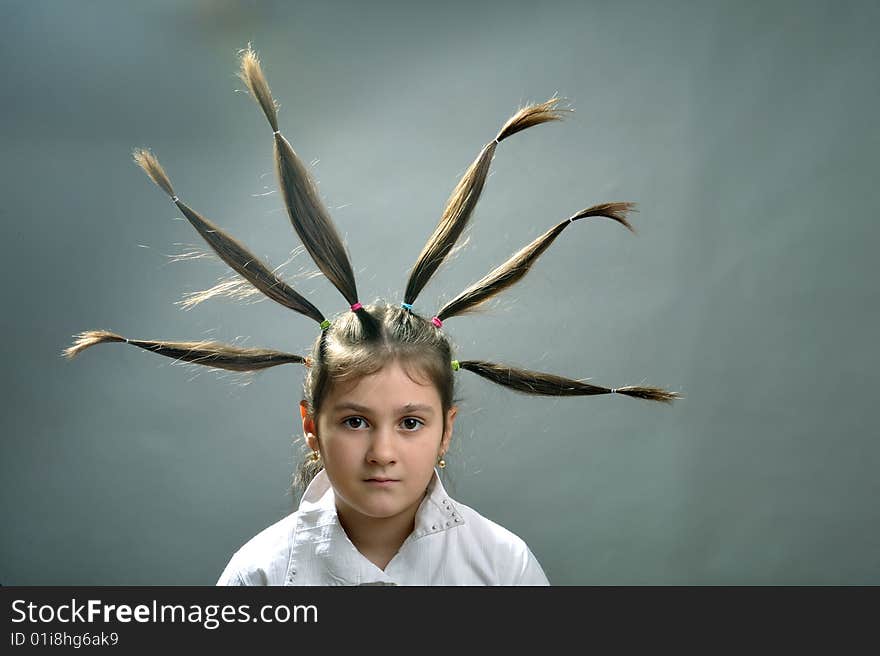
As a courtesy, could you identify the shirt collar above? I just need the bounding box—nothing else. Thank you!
[297,468,462,535]
[287,469,464,584]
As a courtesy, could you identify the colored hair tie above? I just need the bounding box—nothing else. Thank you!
[401,302,413,312]
[431,316,443,328]
[350,302,363,312]
[451,360,460,372]
[320,320,331,330]
[171,196,179,203]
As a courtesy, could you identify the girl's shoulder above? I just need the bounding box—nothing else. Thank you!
[442,498,550,585]
[216,511,299,586]
[448,498,535,556]
[453,500,527,546]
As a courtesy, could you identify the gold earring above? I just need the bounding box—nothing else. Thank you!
[308,450,321,463]
[437,455,446,469]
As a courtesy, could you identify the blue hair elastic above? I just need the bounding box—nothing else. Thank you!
[401,303,413,312]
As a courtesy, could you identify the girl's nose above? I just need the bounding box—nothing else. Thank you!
[366,427,397,465]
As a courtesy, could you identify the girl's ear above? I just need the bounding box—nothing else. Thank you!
[300,401,318,449]
[441,405,458,455]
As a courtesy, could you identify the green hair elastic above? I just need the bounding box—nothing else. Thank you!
[320,320,331,330]
[451,360,460,371]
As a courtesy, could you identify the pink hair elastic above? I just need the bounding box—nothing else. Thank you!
[431,316,443,328]
[350,302,363,312]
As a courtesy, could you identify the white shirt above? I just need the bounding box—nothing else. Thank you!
[217,469,549,586]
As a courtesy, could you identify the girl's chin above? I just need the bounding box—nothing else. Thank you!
[342,496,420,521]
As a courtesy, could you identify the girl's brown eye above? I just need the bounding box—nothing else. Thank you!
[344,417,367,430]
[402,418,423,431]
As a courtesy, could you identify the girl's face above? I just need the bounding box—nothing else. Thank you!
[304,360,456,525]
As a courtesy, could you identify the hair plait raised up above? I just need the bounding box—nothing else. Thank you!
[238,45,379,340]
[64,46,681,491]
[404,97,569,306]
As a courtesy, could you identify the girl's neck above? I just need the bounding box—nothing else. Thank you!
[335,496,423,571]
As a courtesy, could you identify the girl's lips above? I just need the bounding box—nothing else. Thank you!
[365,478,399,486]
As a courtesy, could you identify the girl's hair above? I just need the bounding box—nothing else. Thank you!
[63,46,681,499]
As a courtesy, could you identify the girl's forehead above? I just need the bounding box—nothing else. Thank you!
[326,361,440,407]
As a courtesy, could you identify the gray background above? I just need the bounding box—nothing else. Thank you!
[2,0,877,585]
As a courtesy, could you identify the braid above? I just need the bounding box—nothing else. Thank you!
[404,97,568,306]
[436,202,636,321]
[457,360,681,403]
[132,148,326,326]
[238,46,380,340]
[63,330,306,373]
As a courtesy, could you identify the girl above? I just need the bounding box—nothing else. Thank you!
[64,47,679,585]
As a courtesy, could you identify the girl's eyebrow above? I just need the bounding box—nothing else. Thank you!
[331,402,435,415]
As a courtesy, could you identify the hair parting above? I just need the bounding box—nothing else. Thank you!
[404,97,569,307]
[457,359,681,403]
[63,330,306,372]
[237,46,380,338]
[132,148,325,325]
[436,202,637,320]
